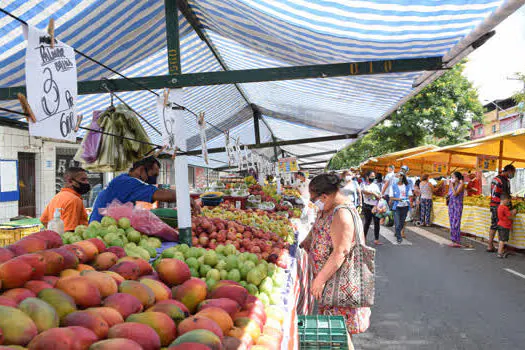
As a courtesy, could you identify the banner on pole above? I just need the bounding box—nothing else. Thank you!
[24,25,77,141]
[278,157,299,173]
[432,162,448,174]
[476,155,498,171]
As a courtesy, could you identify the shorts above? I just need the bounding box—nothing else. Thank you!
[498,227,511,242]
[490,206,499,231]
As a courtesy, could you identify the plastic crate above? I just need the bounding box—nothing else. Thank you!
[298,315,349,349]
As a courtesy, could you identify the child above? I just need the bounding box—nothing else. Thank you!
[497,194,516,258]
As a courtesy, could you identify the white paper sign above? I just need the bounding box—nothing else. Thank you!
[24,25,77,141]
[0,161,18,192]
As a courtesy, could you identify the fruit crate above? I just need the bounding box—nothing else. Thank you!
[0,224,41,247]
[298,315,349,349]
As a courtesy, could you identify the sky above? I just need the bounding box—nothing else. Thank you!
[463,5,525,103]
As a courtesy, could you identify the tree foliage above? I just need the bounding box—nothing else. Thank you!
[512,73,525,112]
[329,62,483,169]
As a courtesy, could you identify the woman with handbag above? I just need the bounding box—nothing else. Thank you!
[447,172,465,247]
[300,173,374,348]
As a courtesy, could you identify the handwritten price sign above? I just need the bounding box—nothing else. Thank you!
[24,25,77,141]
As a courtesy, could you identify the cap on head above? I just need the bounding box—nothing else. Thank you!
[400,165,409,174]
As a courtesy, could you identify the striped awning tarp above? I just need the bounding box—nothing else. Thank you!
[0,0,522,168]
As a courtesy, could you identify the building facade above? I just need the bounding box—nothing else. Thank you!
[471,98,523,140]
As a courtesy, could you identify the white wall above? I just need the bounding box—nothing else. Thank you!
[0,126,80,223]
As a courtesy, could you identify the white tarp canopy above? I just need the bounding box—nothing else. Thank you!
[1,0,524,169]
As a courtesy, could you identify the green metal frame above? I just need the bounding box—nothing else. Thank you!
[0,57,444,100]
[296,150,339,158]
[182,133,357,156]
[299,160,328,166]
[165,0,181,75]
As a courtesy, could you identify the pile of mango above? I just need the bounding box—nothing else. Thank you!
[0,230,285,349]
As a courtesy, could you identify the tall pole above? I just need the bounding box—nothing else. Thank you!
[165,0,192,245]
[498,140,504,172]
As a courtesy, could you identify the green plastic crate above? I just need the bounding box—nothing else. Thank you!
[151,208,178,229]
[298,315,349,349]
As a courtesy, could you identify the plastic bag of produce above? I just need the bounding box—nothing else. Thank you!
[100,199,134,220]
[99,199,178,242]
[130,208,179,242]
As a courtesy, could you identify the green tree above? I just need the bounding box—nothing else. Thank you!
[329,62,483,169]
[512,73,525,112]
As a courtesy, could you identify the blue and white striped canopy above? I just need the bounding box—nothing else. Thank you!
[0,0,522,168]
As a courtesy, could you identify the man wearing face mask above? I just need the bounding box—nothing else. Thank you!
[41,167,90,232]
[90,156,200,223]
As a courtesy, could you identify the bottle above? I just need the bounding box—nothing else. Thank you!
[47,208,64,235]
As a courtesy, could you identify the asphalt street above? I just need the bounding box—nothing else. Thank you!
[352,224,525,350]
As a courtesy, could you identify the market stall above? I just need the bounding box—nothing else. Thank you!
[399,130,525,246]
[398,129,525,175]
[432,200,525,248]
[359,145,438,176]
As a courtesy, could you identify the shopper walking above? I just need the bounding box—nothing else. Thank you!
[381,165,396,202]
[487,164,516,252]
[361,171,383,245]
[447,171,465,247]
[389,173,413,244]
[341,170,362,208]
[419,174,434,226]
[301,173,371,349]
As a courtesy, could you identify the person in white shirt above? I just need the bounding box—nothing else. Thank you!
[341,170,361,208]
[295,172,310,201]
[381,165,396,201]
[361,171,383,245]
[389,173,414,244]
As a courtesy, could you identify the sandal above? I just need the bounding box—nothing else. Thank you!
[486,248,496,253]
[496,253,507,259]
[374,241,384,246]
[448,243,462,248]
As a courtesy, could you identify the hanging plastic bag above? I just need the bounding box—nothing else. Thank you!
[75,110,103,163]
[130,208,179,242]
[100,199,179,242]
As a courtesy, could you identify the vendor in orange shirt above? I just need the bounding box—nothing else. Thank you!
[466,172,482,196]
[41,167,90,232]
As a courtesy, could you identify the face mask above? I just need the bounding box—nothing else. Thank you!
[144,168,158,185]
[147,176,158,185]
[314,199,325,211]
[73,181,91,195]
[369,177,375,182]
[345,176,352,181]
[451,178,456,183]
[508,173,515,179]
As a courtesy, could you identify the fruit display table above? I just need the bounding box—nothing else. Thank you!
[432,202,525,248]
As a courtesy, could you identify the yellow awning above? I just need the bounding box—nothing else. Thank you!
[398,129,525,173]
[359,145,438,175]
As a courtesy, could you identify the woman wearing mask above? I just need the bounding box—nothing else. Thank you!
[448,172,465,247]
[299,173,371,349]
[341,170,362,208]
[419,174,434,226]
[361,171,383,245]
[389,173,413,244]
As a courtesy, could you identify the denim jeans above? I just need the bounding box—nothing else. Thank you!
[394,206,410,240]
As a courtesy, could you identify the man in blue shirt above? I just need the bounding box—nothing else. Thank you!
[90,156,198,223]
